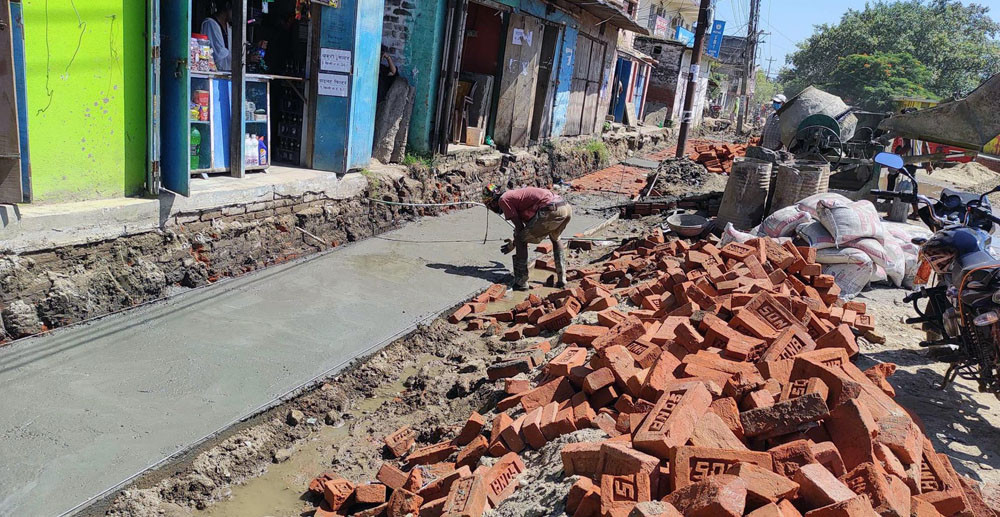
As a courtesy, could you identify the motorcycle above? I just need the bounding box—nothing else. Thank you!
[871,152,1000,397]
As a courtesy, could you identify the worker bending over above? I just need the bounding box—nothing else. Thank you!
[483,185,572,291]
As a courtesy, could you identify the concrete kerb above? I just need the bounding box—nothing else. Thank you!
[62,211,617,517]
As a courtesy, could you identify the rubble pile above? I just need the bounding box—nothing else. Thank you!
[688,142,749,173]
[643,158,714,197]
[303,233,994,517]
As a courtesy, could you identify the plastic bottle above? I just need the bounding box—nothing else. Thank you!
[250,134,259,166]
[190,127,202,170]
[245,133,254,166]
[257,136,268,167]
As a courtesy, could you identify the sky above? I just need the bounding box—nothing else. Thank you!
[713,0,1000,77]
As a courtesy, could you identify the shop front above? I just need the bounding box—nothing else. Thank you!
[159,0,382,196]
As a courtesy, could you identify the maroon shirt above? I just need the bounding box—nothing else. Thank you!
[498,187,560,226]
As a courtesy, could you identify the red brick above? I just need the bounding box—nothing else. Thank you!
[726,462,799,505]
[456,435,489,470]
[662,474,748,517]
[811,441,847,478]
[504,378,531,395]
[440,474,488,517]
[602,345,639,386]
[545,347,587,377]
[387,487,424,517]
[671,446,773,489]
[794,463,856,509]
[598,308,629,328]
[408,441,459,467]
[537,304,579,331]
[760,326,818,363]
[601,472,652,515]
[455,412,486,446]
[825,399,878,470]
[840,462,910,517]
[403,468,424,492]
[780,377,829,402]
[770,439,819,477]
[625,338,661,368]
[420,467,473,502]
[449,304,473,324]
[584,367,615,394]
[385,426,417,457]
[521,377,575,412]
[498,414,526,453]
[633,383,713,458]
[377,463,408,491]
[562,325,609,347]
[740,389,776,411]
[708,397,745,441]
[520,407,547,449]
[567,477,597,514]
[561,441,603,477]
[640,352,681,401]
[592,316,646,351]
[483,452,526,507]
[690,411,747,451]
[674,321,706,353]
[803,495,880,516]
[815,324,858,358]
[740,392,830,438]
[322,477,355,511]
[722,370,766,400]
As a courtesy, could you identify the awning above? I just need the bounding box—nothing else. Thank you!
[617,46,657,65]
[566,0,651,35]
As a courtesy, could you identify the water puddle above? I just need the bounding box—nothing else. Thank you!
[200,354,434,517]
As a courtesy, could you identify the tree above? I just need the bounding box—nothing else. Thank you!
[826,52,938,110]
[777,0,1000,101]
[752,69,779,108]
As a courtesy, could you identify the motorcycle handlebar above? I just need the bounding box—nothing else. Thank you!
[969,205,1000,226]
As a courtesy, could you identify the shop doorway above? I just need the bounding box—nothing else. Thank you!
[451,1,503,149]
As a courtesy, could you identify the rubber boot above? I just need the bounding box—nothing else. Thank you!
[512,256,529,291]
[553,245,567,288]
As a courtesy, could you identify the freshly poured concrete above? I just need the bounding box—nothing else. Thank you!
[0,208,603,516]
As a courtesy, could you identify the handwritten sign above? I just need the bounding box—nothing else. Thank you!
[318,73,349,97]
[320,48,352,73]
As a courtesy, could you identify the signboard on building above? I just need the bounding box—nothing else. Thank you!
[320,48,352,73]
[318,73,349,97]
[706,20,726,58]
[654,16,669,37]
[675,26,694,47]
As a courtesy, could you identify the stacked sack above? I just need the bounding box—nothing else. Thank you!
[723,193,933,299]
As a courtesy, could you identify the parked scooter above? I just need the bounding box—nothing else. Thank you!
[871,152,1000,397]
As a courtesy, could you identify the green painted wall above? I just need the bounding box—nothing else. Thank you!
[21,0,146,203]
[400,0,446,155]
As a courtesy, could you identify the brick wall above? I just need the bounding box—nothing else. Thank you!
[634,37,684,126]
[382,0,414,79]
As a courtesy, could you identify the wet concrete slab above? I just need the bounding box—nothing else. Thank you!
[0,208,604,516]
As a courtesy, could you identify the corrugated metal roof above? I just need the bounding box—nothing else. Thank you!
[565,0,651,35]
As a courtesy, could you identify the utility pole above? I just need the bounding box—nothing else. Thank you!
[736,0,761,134]
[674,0,713,159]
[765,57,777,79]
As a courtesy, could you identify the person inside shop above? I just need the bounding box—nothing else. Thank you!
[202,0,233,71]
[377,46,398,103]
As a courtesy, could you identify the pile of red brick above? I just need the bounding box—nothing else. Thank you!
[305,233,995,517]
[689,143,748,174]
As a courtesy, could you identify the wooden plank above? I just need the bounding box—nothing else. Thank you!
[510,15,542,147]
[0,0,21,202]
[493,13,524,149]
[564,34,593,137]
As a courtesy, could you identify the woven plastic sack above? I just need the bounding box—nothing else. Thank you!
[796,221,837,249]
[851,238,905,287]
[760,207,812,238]
[824,262,876,300]
[797,192,852,217]
[816,199,884,245]
[719,223,756,246]
[816,246,874,266]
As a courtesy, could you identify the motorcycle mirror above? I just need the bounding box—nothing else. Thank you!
[874,152,905,170]
[911,237,928,246]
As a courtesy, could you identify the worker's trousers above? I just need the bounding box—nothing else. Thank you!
[514,203,573,288]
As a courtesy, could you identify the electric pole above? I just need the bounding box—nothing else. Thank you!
[736,0,761,134]
[765,57,776,79]
[674,0,713,159]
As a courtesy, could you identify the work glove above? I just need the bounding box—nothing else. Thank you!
[500,239,515,255]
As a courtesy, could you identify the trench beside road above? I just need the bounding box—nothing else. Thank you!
[0,207,605,516]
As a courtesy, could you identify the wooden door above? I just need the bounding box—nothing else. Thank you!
[494,13,543,149]
[581,36,607,135]
[529,23,560,143]
[564,34,592,137]
[0,0,22,203]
